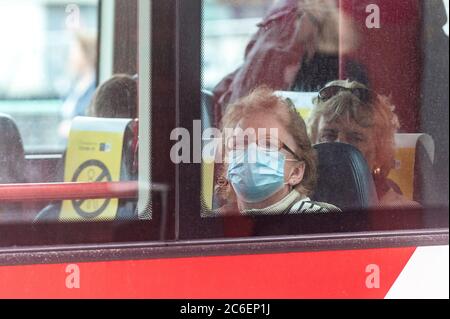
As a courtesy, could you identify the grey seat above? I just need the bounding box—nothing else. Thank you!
[312,143,379,211]
[0,114,26,184]
[0,114,26,221]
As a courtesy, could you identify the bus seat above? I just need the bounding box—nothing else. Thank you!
[202,89,214,129]
[0,114,26,221]
[0,114,26,184]
[35,117,137,223]
[388,133,436,205]
[201,89,217,212]
[312,143,378,211]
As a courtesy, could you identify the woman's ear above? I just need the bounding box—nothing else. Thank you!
[287,162,306,187]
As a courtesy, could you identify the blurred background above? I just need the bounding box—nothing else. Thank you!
[0,0,98,153]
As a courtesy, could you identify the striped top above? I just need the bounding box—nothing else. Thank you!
[287,198,341,215]
[239,190,341,216]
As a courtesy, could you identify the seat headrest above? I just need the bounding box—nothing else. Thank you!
[394,133,435,163]
[312,143,378,211]
[392,133,436,204]
[0,114,26,184]
[201,90,214,130]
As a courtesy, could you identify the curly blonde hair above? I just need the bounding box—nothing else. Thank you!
[308,80,400,179]
[216,86,317,202]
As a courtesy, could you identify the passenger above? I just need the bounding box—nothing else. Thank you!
[215,87,341,216]
[87,74,138,119]
[59,31,98,139]
[308,80,421,208]
[213,0,366,124]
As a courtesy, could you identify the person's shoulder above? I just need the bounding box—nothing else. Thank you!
[210,202,240,217]
[289,199,341,214]
[314,201,342,213]
[380,190,422,209]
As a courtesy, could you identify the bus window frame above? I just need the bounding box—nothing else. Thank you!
[0,229,448,267]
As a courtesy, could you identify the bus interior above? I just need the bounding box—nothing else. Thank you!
[0,0,448,249]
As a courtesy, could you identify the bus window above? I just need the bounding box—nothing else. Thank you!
[193,0,449,236]
[0,0,163,245]
[0,0,447,248]
[0,0,99,153]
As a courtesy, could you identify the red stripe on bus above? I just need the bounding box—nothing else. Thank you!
[0,247,416,299]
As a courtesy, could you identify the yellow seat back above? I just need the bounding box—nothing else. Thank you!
[59,117,132,222]
[275,91,317,121]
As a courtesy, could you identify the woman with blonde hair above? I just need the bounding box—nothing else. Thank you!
[215,86,340,215]
[308,80,421,208]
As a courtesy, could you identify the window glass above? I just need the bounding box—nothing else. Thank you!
[199,0,449,222]
[0,0,99,153]
[203,0,270,90]
[0,0,157,236]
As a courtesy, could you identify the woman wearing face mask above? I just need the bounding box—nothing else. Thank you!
[216,87,340,215]
[308,80,421,208]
